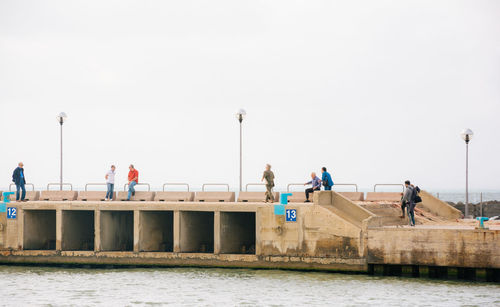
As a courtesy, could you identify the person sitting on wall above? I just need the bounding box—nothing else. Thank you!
[304,172,321,203]
[12,162,26,202]
[126,164,139,201]
[321,167,334,191]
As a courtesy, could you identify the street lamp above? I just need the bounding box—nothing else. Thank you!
[57,112,67,191]
[236,109,246,191]
[461,128,473,218]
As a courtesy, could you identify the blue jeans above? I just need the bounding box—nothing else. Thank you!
[106,183,114,200]
[16,183,26,201]
[407,202,416,225]
[127,181,137,200]
[324,186,332,191]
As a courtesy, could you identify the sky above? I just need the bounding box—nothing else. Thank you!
[0,0,499,193]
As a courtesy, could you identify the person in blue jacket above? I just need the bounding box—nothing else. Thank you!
[12,162,26,202]
[321,167,334,191]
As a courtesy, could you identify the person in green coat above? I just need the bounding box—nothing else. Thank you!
[261,164,275,203]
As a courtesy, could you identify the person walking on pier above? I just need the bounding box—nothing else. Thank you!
[126,164,139,201]
[105,165,116,201]
[402,180,415,226]
[304,172,321,203]
[12,162,26,202]
[321,167,334,191]
[261,164,275,203]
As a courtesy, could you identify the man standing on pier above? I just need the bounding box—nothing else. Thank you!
[304,172,321,203]
[126,164,139,201]
[12,162,26,202]
[402,180,415,226]
[321,167,334,191]
[262,164,275,203]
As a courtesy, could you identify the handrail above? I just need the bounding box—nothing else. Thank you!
[85,183,108,191]
[9,183,35,191]
[373,184,405,192]
[245,183,266,191]
[162,183,190,192]
[47,183,73,191]
[287,183,305,192]
[202,183,230,192]
[333,184,359,192]
[123,183,151,191]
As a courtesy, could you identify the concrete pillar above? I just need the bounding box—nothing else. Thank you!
[17,208,24,250]
[133,210,139,253]
[173,210,180,253]
[255,210,261,255]
[94,209,101,252]
[56,209,62,251]
[214,211,220,254]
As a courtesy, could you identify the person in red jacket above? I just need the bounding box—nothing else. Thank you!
[126,164,139,201]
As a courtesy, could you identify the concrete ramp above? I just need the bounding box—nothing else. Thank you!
[313,191,375,228]
[419,191,462,220]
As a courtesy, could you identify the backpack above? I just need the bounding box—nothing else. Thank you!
[412,186,422,203]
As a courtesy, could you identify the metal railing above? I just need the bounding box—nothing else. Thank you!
[162,183,190,192]
[84,183,108,191]
[373,184,404,192]
[333,184,359,192]
[9,183,35,191]
[201,183,230,192]
[123,183,151,191]
[245,183,266,191]
[287,183,305,192]
[47,183,73,191]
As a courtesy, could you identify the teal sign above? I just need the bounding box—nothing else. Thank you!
[0,191,15,213]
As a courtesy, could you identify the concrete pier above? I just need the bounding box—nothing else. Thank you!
[0,191,499,282]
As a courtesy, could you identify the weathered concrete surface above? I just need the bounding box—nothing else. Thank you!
[367,226,500,269]
[0,192,498,273]
[419,191,463,219]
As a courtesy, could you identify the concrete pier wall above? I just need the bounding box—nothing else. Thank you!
[0,191,498,280]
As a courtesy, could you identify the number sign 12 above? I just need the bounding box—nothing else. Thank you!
[7,207,17,219]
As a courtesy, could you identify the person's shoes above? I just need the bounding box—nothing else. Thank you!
[304,200,310,203]
[22,199,28,202]
[399,215,405,219]
[16,200,21,202]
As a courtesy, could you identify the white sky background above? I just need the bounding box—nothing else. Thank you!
[0,0,499,192]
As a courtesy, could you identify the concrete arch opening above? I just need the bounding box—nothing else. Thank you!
[220,212,256,254]
[180,211,214,253]
[100,211,133,251]
[61,210,95,251]
[139,211,174,252]
[23,210,56,250]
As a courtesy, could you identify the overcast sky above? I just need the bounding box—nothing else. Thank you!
[1,0,499,192]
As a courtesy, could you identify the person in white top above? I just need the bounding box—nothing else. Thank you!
[105,165,116,201]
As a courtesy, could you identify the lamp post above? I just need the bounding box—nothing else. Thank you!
[236,109,246,192]
[461,128,473,218]
[57,112,67,191]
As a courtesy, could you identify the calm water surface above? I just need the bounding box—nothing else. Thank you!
[0,266,498,306]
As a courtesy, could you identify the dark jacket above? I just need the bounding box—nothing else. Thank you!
[12,167,26,185]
